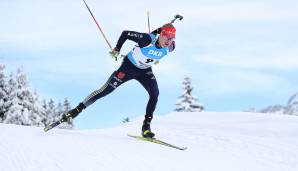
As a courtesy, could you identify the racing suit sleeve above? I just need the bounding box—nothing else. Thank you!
[115,31,152,51]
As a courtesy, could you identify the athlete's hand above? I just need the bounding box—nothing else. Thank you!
[109,48,120,61]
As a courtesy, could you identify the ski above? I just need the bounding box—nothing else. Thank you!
[127,134,187,150]
[44,118,66,132]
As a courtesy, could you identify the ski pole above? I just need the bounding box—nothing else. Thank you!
[82,0,113,50]
[147,10,151,33]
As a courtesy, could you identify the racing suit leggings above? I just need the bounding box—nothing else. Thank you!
[82,57,159,122]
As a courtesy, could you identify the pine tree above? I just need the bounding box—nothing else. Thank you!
[4,72,23,125]
[4,68,44,126]
[0,64,9,121]
[175,77,204,112]
[1,66,72,129]
[63,98,72,114]
[45,99,57,125]
[40,99,48,125]
[32,90,46,126]
[122,117,130,123]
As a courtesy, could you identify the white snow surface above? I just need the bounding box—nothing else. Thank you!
[1,112,298,171]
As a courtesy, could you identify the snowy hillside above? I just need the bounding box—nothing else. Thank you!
[259,92,298,115]
[1,112,298,171]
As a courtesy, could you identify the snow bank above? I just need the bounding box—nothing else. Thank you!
[0,112,298,171]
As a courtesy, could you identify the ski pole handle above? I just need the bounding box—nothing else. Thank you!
[147,10,151,33]
[171,14,183,24]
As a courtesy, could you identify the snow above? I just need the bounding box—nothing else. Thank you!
[258,92,298,116]
[0,112,298,171]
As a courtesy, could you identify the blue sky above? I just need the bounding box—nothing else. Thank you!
[1,0,298,129]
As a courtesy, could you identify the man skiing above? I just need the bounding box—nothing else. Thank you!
[61,23,176,138]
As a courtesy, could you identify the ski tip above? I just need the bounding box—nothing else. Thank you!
[127,134,134,137]
[180,147,188,150]
[44,126,52,132]
[127,134,140,138]
[43,127,49,132]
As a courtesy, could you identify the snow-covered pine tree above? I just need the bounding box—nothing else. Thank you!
[1,66,72,128]
[32,90,46,126]
[63,98,72,115]
[40,99,48,125]
[4,72,24,125]
[3,68,44,126]
[175,77,204,112]
[0,64,9,121]
[45,99,57,125]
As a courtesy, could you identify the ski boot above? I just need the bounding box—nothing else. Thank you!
[44,102,86,132]
[142,121,155,138]
[62,102,86,123]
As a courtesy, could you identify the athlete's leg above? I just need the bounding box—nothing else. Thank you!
[82,70,131,107]
[136,70,159,137]
[63,60,135,121]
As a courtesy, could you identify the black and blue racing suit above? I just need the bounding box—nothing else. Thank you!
[82,28,175,121]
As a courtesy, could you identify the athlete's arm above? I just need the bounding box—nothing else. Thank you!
[150,28,162,35]
[115,31,152,51]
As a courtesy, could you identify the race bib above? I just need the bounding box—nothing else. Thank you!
[127,45,168,69]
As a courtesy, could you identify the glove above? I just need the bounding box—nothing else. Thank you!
[109,48,120,61]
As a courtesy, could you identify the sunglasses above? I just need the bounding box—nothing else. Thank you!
[161,33,175,42]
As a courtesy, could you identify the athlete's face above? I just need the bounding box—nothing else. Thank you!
[158,35,175,48]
